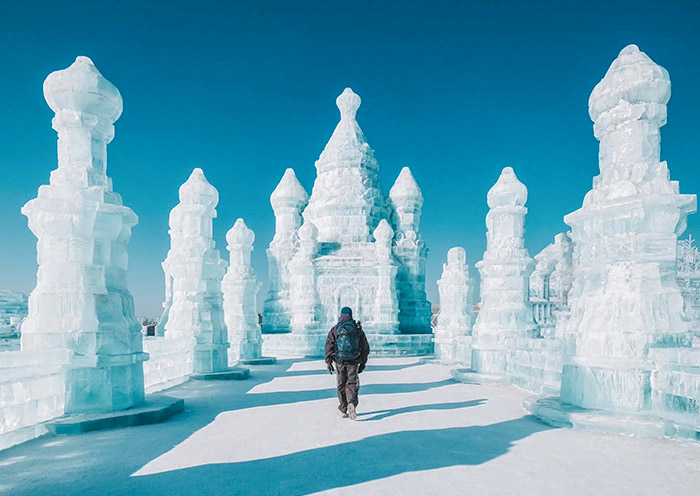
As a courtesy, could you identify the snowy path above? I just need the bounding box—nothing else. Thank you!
[1,358,699,495]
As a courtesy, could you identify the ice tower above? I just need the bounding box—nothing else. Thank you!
[262,88,432,356]
[160,169,230,374]
[559,45,696,411]
[470,167,538,377]
[21,57,146,413]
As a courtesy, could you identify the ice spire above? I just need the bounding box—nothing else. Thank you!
[471,167,537,376]
[390,166,424,238]
[557,45,696,412]
[21,56,145,413]
[302,88,390,243]
[162,168,230,374]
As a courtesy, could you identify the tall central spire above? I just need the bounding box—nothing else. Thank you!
[303,88,390,243]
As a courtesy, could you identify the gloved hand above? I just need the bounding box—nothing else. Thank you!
[358,363,366,374]
[326,361,335,374]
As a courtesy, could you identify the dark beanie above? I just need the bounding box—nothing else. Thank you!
[340,306,353,316]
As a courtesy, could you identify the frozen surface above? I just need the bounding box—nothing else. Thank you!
[159,168,229,374]
[471,167,538,375]
[223,218,263,362]
[1,358,700,495]
[20,56,145,414]
[262,89,431,344]
[434,247,474,363]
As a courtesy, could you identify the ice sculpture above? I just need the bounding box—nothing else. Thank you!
[160,168,230,374]
[262,88,432,355]
[0,290,28,337]
[558,45,696,412]
[676,235,700,333]
[223,218,263,361]
[529,232,574,337]
[262,168,308,333]
[471,167,538,375]
[434,247,474,363]
[20,56,146,413]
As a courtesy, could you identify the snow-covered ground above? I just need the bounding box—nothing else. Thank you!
[0,357,699,495]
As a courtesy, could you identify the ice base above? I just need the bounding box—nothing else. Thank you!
[262,332,434,358]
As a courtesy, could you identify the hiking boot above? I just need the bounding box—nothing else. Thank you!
[337,409,348,418]
[347,404,357,420]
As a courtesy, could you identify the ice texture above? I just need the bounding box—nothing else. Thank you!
[471,167,538,375]
[222,218,263,361]
[560,45,697,412]
[20,56,146,414]
[434,247,474,363]
[262,88,431,343]
[159,168,230,374]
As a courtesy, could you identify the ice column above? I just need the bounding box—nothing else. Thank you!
[560,45,696,412]
[21,56,146,413]
[390,167,432,334]
[263,168,308,333]
[289,222,322,332]
[373,219,400,333]
[435,247,474,362]
[223,218,263,361]
[162,168,230,374]
[471,167,537,375]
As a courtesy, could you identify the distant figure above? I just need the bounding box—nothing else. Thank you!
[325,306,370,420]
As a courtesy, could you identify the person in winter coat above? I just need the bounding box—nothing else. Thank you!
[324,306,370,420]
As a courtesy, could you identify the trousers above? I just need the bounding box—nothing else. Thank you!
[336,362,360,412]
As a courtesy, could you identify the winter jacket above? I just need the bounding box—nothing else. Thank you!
[324,314,370,365]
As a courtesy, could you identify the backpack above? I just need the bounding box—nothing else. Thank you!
[335,320,361,362]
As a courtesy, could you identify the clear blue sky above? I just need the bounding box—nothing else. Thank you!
[1,1,699,318]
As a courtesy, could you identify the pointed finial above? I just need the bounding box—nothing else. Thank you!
[336,88,361,121]
[447,247,467,266]
[487,166,528,208]
[270,168,309,209]
[44,55,123,122]
[227,218,255,247]
[179,167,219,207]
[374,219,394,242]
[390,166,423,203]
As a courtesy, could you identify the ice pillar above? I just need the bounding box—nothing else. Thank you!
[435,247,474,362]
[390,167,432,334]
[373,219,400,333]
[21,56,146,413]
[471,167,537,375]
[263,168,308,333]
[223,218,263,361]
[560,45,696,412]
[162,168,230,374]
[289,222,322,332]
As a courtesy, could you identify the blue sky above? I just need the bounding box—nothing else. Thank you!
[1,1,699,317]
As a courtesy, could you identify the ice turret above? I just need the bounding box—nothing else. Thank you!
[373,220,400,333]
[389,166,431,333]
[223,219,263,362]
[435,247,474,363]
[558,45,696,412]
[21,56,146,413]
[302,88,390,243]
[471,167,537,376]
[161,168,229,374]
[263,168,308,333]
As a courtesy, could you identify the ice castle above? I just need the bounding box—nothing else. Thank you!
[261,88,432,356]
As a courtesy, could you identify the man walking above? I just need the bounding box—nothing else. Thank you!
[325,307,370,420]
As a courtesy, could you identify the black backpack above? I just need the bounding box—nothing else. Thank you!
[335,320,361,362]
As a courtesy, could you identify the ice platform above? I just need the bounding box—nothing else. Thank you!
[524,395,700,442]
[239,357,277,365]
[46,395,184,435]
[262,332,434,358]
[190,367,250,380]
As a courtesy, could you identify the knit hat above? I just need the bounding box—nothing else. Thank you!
[340,306,353,316]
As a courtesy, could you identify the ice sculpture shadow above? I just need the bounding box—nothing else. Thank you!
[359,398,487,421]
[0,359,463,495]
[135,416,549,496]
